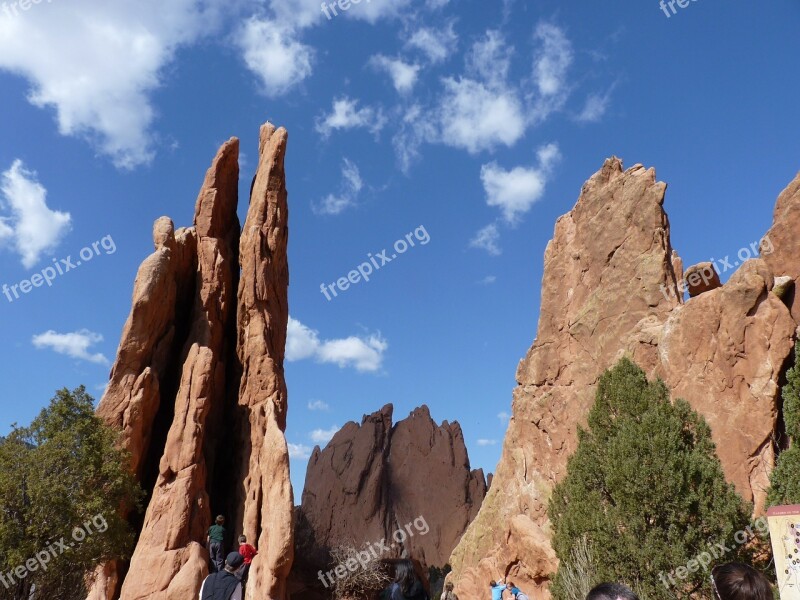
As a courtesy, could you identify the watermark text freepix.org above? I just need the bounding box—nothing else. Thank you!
[317,515,430,588]
[320,225,430,301]
[659,235,772,301]
[0,514,108,590]
[659,0,699,18]
[658,517,769,589]
[1,0,53,19]
[321,0,370,20]
[2,235,116,304]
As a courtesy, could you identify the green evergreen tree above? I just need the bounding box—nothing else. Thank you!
[548,358,752,600]
[0,387,143,600]
[768,341,800,507]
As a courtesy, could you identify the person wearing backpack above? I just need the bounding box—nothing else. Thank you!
[198,552,244,600]
[506,582,530,600]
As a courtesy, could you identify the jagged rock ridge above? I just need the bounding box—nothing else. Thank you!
[293,404,487,585]
[449,159,800,600]
[89,123,293,600]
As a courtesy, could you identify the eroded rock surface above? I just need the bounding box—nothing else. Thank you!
[295,404,487,582]
[449,160,799,600]
[89,124,293,600]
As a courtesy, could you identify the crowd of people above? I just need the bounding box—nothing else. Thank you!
[473,561,772,600]
[199,515,259,600]
[581,562,772,600]
[195,515,773,600]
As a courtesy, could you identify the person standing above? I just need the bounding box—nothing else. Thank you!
[441,581,458,600]
[199,552,244,600]
[207,515,227,573]
[237,534,258,586]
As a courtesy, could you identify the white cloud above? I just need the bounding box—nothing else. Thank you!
[405,23,458,64]
[315,97,386,138]
[369,55,420,94]
[497,411,510,424]
[0,0,224,168]
[530,22,573,121]
[478,275,497,285]
[238,18,314,98]
[392,104,437,174]
[0,160,71,268]
[533,23,573,96]
[308,399,330,411]
[314,158,363,216]
[481,142,561,224]
[438,78,526,153]
[288,443,313,460]
[576,89,613,123]
[477,439,498,446]
[469,223,502,256]
[467,30,514,88]
[32,329,109,366]
[287,317,387,372]
[310,425,341,444]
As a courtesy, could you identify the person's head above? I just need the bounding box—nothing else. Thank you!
[711,563,772,600]
[238,534,247,544]
[490,581,497,587]
[215,515,225,525]
[224,552,244,574]
[445,582,454,592]
[394,560,418,593]
[586,583,639,600]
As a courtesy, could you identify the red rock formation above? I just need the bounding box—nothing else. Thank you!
[294,404,487,584]
[683,261,721,297]
[449,159,798,600]
[234,123,294,600]
[89,124,292,600]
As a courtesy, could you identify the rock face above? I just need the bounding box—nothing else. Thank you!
[90,123,292,600]
[449,159,799,600]
[294,404,487,582]
[683,261,721,297]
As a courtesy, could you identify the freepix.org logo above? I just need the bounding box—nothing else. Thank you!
[659,0,700,18]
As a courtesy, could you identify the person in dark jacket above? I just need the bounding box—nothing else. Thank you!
[388,560,429,600]
[199,552,244,600]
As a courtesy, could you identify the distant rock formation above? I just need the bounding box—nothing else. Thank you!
[89,123,293,600]
[449,159,800,600]
[293,404,487,586]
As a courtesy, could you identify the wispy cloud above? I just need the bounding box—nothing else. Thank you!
[32,329,109,366]
[497,411,510,425]
[308,399,330,411]
[287,317,387,373]
[405,23,458,64]
[0,160,71,268]
[310,425,341,444]
[469,223,502,257]
[288,443,313,460]
[315,97,386,139]
[481,143,561,224]
[238,18,314,98]
[369,55,420,94]
[314,158,363,216]
[477,439,498,446]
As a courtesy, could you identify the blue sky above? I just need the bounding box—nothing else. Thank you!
[0,0,798,496]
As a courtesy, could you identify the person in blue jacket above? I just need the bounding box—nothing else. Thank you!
[490,580,506,600]
[506,582,530,600]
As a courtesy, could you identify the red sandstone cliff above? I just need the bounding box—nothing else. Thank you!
[89,123,293,600]
[449,159,800,600]
[293,404,487,588]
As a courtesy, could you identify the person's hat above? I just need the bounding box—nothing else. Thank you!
[226,552,244,569]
